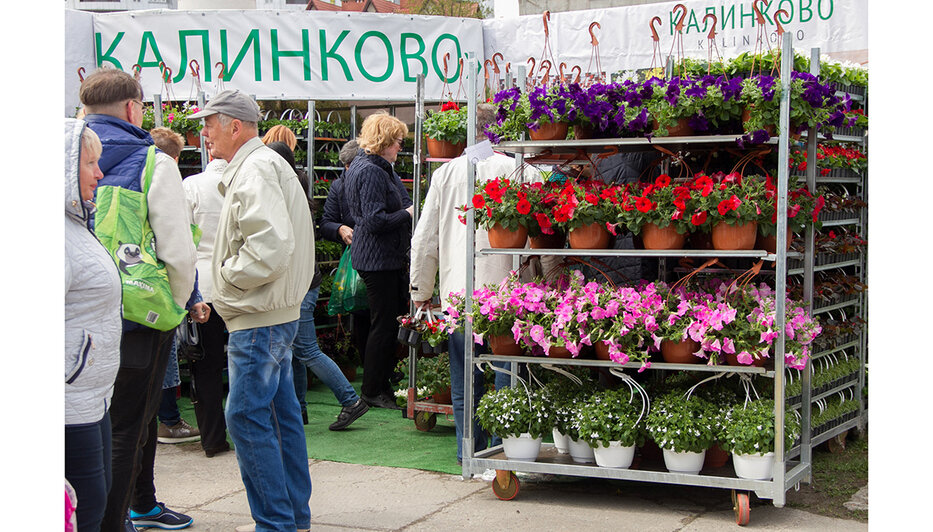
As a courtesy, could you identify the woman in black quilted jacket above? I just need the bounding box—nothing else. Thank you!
[344,112,413,409]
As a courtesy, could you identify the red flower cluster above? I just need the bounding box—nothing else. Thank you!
[440,101,460,112]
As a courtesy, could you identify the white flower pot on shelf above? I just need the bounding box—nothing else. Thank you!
[552,427,570,454]
[732,451,775,480]
[593,441,635,469]
[568,438,596,463]
[662,448,706,474]
[502,433,543,462]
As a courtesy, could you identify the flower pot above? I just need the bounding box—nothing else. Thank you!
[594,340,612,361]
[593,441,636,469]
[741,106,776,137]
[724,351,768,368]
[573,124,595,139]
[528,121,569,141]
[552,427,570,454]
[425,137,465,159]
[488,334,522,356]
[185,131,201,148]
[569,223,611,249]
[502,433,542,462]
[431,387,452,405]
[653,117,693,137]
[711,221,758,250]
[529,231,565,249]
[488,223,528,249]
[756,230,793,254]
[547,345,572,359]
[732,451,775,480]
[660,339,701,364]
[568,438,596,464]
[703,443,730,469]
[640,223,685,250]
[662,448,706,474]
[689,230,715,250]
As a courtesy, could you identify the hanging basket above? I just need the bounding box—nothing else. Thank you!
[528,121,569,141]
[756,230,793,254]
[502,433,543,462]
[711,221,758,250]
[529,231,566,250]
[569,223,611,249]
[488,334,522,356]
[488,223,528,249]
[640,223,686,250]
[660,339,701,364]
[594,340,612,361]
[425,137,464,159]
[652,117,693,137]
[185,131,201,148]
[593,441,636,469]
[547,345,572,359]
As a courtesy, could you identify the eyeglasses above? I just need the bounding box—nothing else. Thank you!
[395,138,404,146]
[130,99,144,108]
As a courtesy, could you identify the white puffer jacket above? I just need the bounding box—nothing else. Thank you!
[64,118,123,425]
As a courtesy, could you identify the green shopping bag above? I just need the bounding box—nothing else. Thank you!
[94,145,188,331]
[327,245,368,316]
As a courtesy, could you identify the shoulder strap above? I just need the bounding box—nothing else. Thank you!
[141,145,157,194]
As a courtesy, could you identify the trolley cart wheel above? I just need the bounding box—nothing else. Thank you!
[732,490,751,526]
[491,470,520,501]
[827,431,848,454]
[414,411,437,432]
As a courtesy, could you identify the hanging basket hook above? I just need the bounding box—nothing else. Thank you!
[650,16,663,42]
[589,21,601,46]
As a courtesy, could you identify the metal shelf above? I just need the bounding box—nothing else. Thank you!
[475,354,773,376]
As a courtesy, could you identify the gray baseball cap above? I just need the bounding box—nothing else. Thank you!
[188,89,261,122]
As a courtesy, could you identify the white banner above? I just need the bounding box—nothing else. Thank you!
[90,9,484,103]
[483,0,867,86]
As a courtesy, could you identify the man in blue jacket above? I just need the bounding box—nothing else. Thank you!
[80,68,197,532]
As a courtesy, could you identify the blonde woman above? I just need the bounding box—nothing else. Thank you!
[261,124,297,151]
[344,112,413,409]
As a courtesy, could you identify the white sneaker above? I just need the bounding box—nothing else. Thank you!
[234,525,255,532]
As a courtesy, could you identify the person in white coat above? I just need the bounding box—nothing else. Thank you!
[64,118,122,532]
[409,104,547,464]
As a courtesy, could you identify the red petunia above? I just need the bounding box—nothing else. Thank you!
[691,211,707,226]
[636,197,654,213]
[671,209,683,220]
[441,101,460,112]
[517,199,531,215]
[472,194,485,209]
[812,196,825,222]
[553,204,574,222]
[535,212,553,233]
[655,174,671,188]
[585,193,599,205]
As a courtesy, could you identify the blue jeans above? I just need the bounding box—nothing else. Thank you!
[225,321,311,532]
[292,287,359,409]
[449,332,512,462]
[65,413,112,532]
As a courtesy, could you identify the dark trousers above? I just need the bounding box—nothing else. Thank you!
[158,387,180,426]
[190,304,229,453]
[130,416,159,513]
[101,327,173,532]
[358,269,408,398]
[65,413,112,532]
[350,309,370,368]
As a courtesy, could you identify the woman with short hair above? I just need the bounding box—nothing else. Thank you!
[343,112,413,409]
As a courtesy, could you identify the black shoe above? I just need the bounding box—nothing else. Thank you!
[203,441,231,458]
[362,393,401,410]
[329,398,370,430]
[302,409,309,425]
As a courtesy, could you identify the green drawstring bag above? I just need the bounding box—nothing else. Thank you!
[327,245,368,316]
[94,145,188,331]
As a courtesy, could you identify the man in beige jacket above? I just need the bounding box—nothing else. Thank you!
[192,90,314,532]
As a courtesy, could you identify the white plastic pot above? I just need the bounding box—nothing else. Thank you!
[568,438,596,463]
[662,448,706,474]
[552,427,570,454]
[593,441,635,469]
[502,433,543,462]
[732,451,775,480]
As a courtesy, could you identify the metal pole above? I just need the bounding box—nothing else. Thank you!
[462,52,477,480]
[197,91,207,172]
[308,100,316,182]
[413,74,425,225]
[153,94,163,127]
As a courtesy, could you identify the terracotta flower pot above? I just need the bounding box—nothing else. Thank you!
[487,223,528,248]
[529,231,566,249]
[742,106,801,140]
[425,137,465,159]
[488,334,522,356]
[573,124,595,139]
[569,223,611,249]
[547,345,572,359]
[641,223,686,250]
[703,443,731,469]
[529,121,569,141]
[711,221,758,250]
[660,339,701,364]
[756,230,793,254]
[725,351,768,368]
[594,340,611,361]
[689,230,715,250]
[431,387,452,405]
[185,131,201,148]
[653,117,693,137]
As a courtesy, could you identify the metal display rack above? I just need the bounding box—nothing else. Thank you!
[456,39,864,525]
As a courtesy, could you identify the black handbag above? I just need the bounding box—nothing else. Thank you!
[175,315,205,362]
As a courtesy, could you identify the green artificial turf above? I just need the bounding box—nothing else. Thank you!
[177,368,462,475]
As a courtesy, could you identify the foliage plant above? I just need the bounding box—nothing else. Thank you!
[719,398,801,455]
[685,172,768,229]
[647,75,744,136]
[416,352,450,395]
[758,174,825,236]
[645,391,720,453]
[475,385,548,439]
[467,175,534,232]
[617,174,698,235]
[576,387,646,448]
[423,102,468,145]
[485,87,531,142]
[550,179,626,232]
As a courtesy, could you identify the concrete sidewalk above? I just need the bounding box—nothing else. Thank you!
[152,443,867,531]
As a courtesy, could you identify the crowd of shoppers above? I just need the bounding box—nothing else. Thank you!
[65,70,520,532]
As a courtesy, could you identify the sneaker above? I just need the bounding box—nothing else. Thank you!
[361,393,401,411]
[157,420,201,444]
[234,526,308,532]
[329,398,370,431]
[129,502,193,529]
